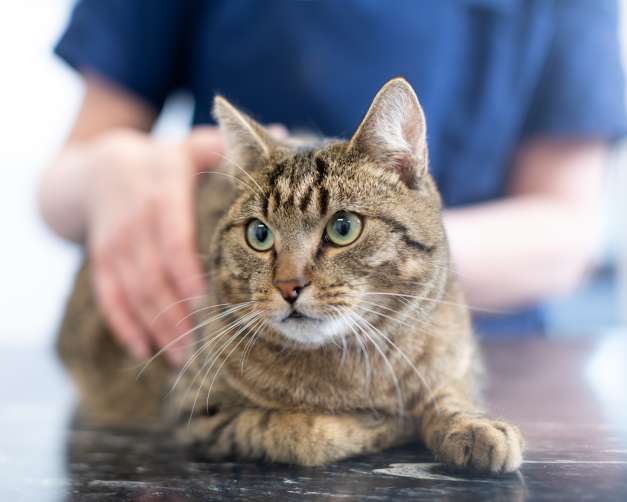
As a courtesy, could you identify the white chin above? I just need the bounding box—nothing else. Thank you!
[271,316,351,347]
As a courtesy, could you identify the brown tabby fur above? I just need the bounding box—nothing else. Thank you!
[58,78,523,473]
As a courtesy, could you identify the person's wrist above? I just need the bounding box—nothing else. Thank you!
[57,145,96,242]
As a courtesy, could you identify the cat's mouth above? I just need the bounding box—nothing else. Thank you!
[283,310,316,322]
[271,307,352,347]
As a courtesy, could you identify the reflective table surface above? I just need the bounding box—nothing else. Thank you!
[1,334,626,501]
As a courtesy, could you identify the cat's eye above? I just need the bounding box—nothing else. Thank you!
[246,219,274,251]
[325,211,363,246]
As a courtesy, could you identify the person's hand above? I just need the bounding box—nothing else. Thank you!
[83,128,225,365]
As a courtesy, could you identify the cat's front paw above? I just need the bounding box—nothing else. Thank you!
[175,411,239,459]
[436,417,524,474]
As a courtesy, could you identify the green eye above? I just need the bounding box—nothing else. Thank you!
[246,219,274,251]
[325,211,363,246]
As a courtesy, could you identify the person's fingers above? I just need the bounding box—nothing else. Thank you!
[91,256,150,361]
[185,127,226,171]
[185,124,288,171]
[135,247,195,366]
[116,218,193,366]
[158,182,206,307]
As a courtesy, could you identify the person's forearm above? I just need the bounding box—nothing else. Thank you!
[39,75,159,243]
[444,194,603,310]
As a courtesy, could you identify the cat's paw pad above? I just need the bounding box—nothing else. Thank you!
[437,418,524,473]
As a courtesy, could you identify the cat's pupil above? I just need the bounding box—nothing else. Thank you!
[333,217,351,237]
[254,224,269,242]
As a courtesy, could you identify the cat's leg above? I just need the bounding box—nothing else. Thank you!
[413,384,524,473]
[177,408,417,466]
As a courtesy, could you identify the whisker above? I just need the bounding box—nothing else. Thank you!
[175,314,253,419]
[150,294,210,325]
[190,311,264,421]
[209,152,265,196]
[352,307,439,416]
[358,299,436,328]
[372,298,466,329]
[175,302,240,327]
[186,310,263,422]
[205,313,266,408]
[140,302,253,380]
[356,299,466,337]
[341,307,404,415]
[360,291,510,315]
[339,322,348,366]
[240,318,267,374]
[331,306,371,387]
[168,304,256,393]
[355,303,413,329]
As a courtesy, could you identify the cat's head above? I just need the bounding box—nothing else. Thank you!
[209,78,448,348]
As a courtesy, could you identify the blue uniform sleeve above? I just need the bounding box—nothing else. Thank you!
[55,0,196,110]
[523,0,627,142]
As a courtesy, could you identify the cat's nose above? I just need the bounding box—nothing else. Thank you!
[274,278,310,304]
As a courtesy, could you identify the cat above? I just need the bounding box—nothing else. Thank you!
[58,78,524,473]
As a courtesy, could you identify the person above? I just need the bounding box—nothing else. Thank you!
[40,0,627,365]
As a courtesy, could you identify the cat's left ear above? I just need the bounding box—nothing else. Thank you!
[349,78,427,188]
[212,96,277,172]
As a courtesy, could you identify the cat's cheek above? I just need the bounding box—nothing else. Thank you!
[356,236,398,268]
[361,245,397,267]
[223,243,268,276]
[395,253,430,281]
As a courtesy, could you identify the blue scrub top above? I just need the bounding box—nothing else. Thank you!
[56,0,627,336]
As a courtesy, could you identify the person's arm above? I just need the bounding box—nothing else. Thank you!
[444,140,606,310]
[40,73,155,242]
[39,75,226,364]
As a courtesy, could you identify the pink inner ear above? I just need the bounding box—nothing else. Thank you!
[387,115,425,188]
[350,79,428,187]
[391,153,420,189]
[403,119,422,157]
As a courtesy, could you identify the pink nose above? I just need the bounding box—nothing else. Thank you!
[274,279,310,304]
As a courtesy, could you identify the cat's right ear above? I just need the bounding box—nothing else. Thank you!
[212,96,277,173]
[348,78,428,189]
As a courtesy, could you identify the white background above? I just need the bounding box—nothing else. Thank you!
[0,2,81,347]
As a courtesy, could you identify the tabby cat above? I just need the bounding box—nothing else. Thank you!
[58,78,523,473]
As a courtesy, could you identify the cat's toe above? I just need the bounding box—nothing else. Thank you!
[174,411,236,448]
[437,418,524,474]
